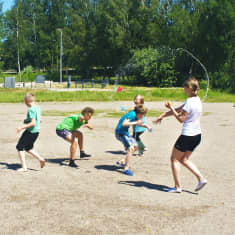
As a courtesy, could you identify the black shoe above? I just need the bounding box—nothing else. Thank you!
[80,152,91,158]
[69,160,79,168]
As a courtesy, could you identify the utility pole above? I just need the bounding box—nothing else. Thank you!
[58,29,63,83]
[17,1,21,82]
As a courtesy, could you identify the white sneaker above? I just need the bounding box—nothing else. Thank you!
[168,187,182,193]
[17,168,28,172]
[195,179,207,192]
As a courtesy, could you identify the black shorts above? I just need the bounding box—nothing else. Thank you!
[174,134,201,152]
[16,130,39,151]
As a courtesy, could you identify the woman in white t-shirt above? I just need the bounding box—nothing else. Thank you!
[153,78,207,193]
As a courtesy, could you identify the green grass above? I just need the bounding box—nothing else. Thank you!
[42,109,163,118]
[0,87,234,103]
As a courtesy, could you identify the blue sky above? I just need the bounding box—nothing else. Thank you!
[2,0,14,12]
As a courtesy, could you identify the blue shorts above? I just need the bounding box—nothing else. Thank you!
[116,134,138,150]
[56,129,71,140]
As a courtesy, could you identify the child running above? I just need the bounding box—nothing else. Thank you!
[115,104,148,176]
[16,92,45,172]
[133,95,152,157]
[56,107,94,168]
[153,78,207,193]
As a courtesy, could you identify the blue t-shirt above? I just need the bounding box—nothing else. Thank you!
[134,116,147,133]
[115,110,137,136]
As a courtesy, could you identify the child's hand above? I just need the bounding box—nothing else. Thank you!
[16,127,23,133]
[83,123,93,130]
[136,120,144,126]
[147,125,152,131]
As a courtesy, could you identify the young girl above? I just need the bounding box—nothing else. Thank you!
[153,78,207,193]
[133,95,151,156]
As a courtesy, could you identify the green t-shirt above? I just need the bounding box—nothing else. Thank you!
[26,106,41,133]
[56,114,85,132]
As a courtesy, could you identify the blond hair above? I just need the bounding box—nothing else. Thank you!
[134,94,144,104]
[184,78,200,96]
[24,92,35,102]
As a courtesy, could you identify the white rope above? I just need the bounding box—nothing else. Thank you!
[176,48,210,101]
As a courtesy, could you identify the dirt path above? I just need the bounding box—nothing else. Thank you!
[0,102,234,234]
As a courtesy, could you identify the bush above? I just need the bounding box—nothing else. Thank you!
[46,71,60,82]
[122,47,177,87]
[21,66,34,82]
[211,71,234,92]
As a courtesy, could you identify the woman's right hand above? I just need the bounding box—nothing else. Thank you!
[152,116,163,125]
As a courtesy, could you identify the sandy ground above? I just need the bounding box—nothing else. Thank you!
[0,101,235,235]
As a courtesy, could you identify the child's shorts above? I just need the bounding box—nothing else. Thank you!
[133,131,144,141]
[16,130,39,151]
[56,129,71,140]
[174,134,201,152]
[116,134,138,150]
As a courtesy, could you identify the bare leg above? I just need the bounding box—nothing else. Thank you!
[170,148,185,189]
[124,146,137,170]
[27,149,45,168]
[180,151,204,182]
[65,134,78,160]
[77,131,84,152]
[17,151,27,171]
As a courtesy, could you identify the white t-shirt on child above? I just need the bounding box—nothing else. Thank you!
[181,96,202,136]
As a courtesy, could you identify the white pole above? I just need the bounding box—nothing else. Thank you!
[17,2,21,82]
[60,29,63,83]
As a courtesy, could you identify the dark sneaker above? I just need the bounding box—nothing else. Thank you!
[69,160,79,168]
[116,161,126,167]
[80,152,91,158]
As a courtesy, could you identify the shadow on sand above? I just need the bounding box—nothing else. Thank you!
[46,157,88,166]
[0,162,39,171]
[95,164,124,175]
[105,150,126,155]
[119,181,170,192]
[118,180,198,195]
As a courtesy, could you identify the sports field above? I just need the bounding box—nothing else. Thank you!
[0,101,234,234]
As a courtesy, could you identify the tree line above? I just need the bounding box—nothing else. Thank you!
[0,0,234,90]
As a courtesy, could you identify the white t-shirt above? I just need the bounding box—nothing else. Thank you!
[181,96,202,136]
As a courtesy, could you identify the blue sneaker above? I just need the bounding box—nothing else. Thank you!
[124,169,134,176]
[116,161,126,167]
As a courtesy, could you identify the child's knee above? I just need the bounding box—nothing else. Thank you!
[73,131,83,138]
[128,146,135,153]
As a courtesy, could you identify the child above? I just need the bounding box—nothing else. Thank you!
[133,95,152,156]
[16,92,45,172]
[153,78,207,193]
[56,107,94,168]
[115,104,147,176]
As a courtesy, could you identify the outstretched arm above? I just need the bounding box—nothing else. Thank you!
[153,104,184,125]
[165,103,188,123]
[83,123,93,130]
[122,119,143,127]
[16,118,36,133]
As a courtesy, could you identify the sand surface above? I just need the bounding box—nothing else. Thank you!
[0,101,234,234]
